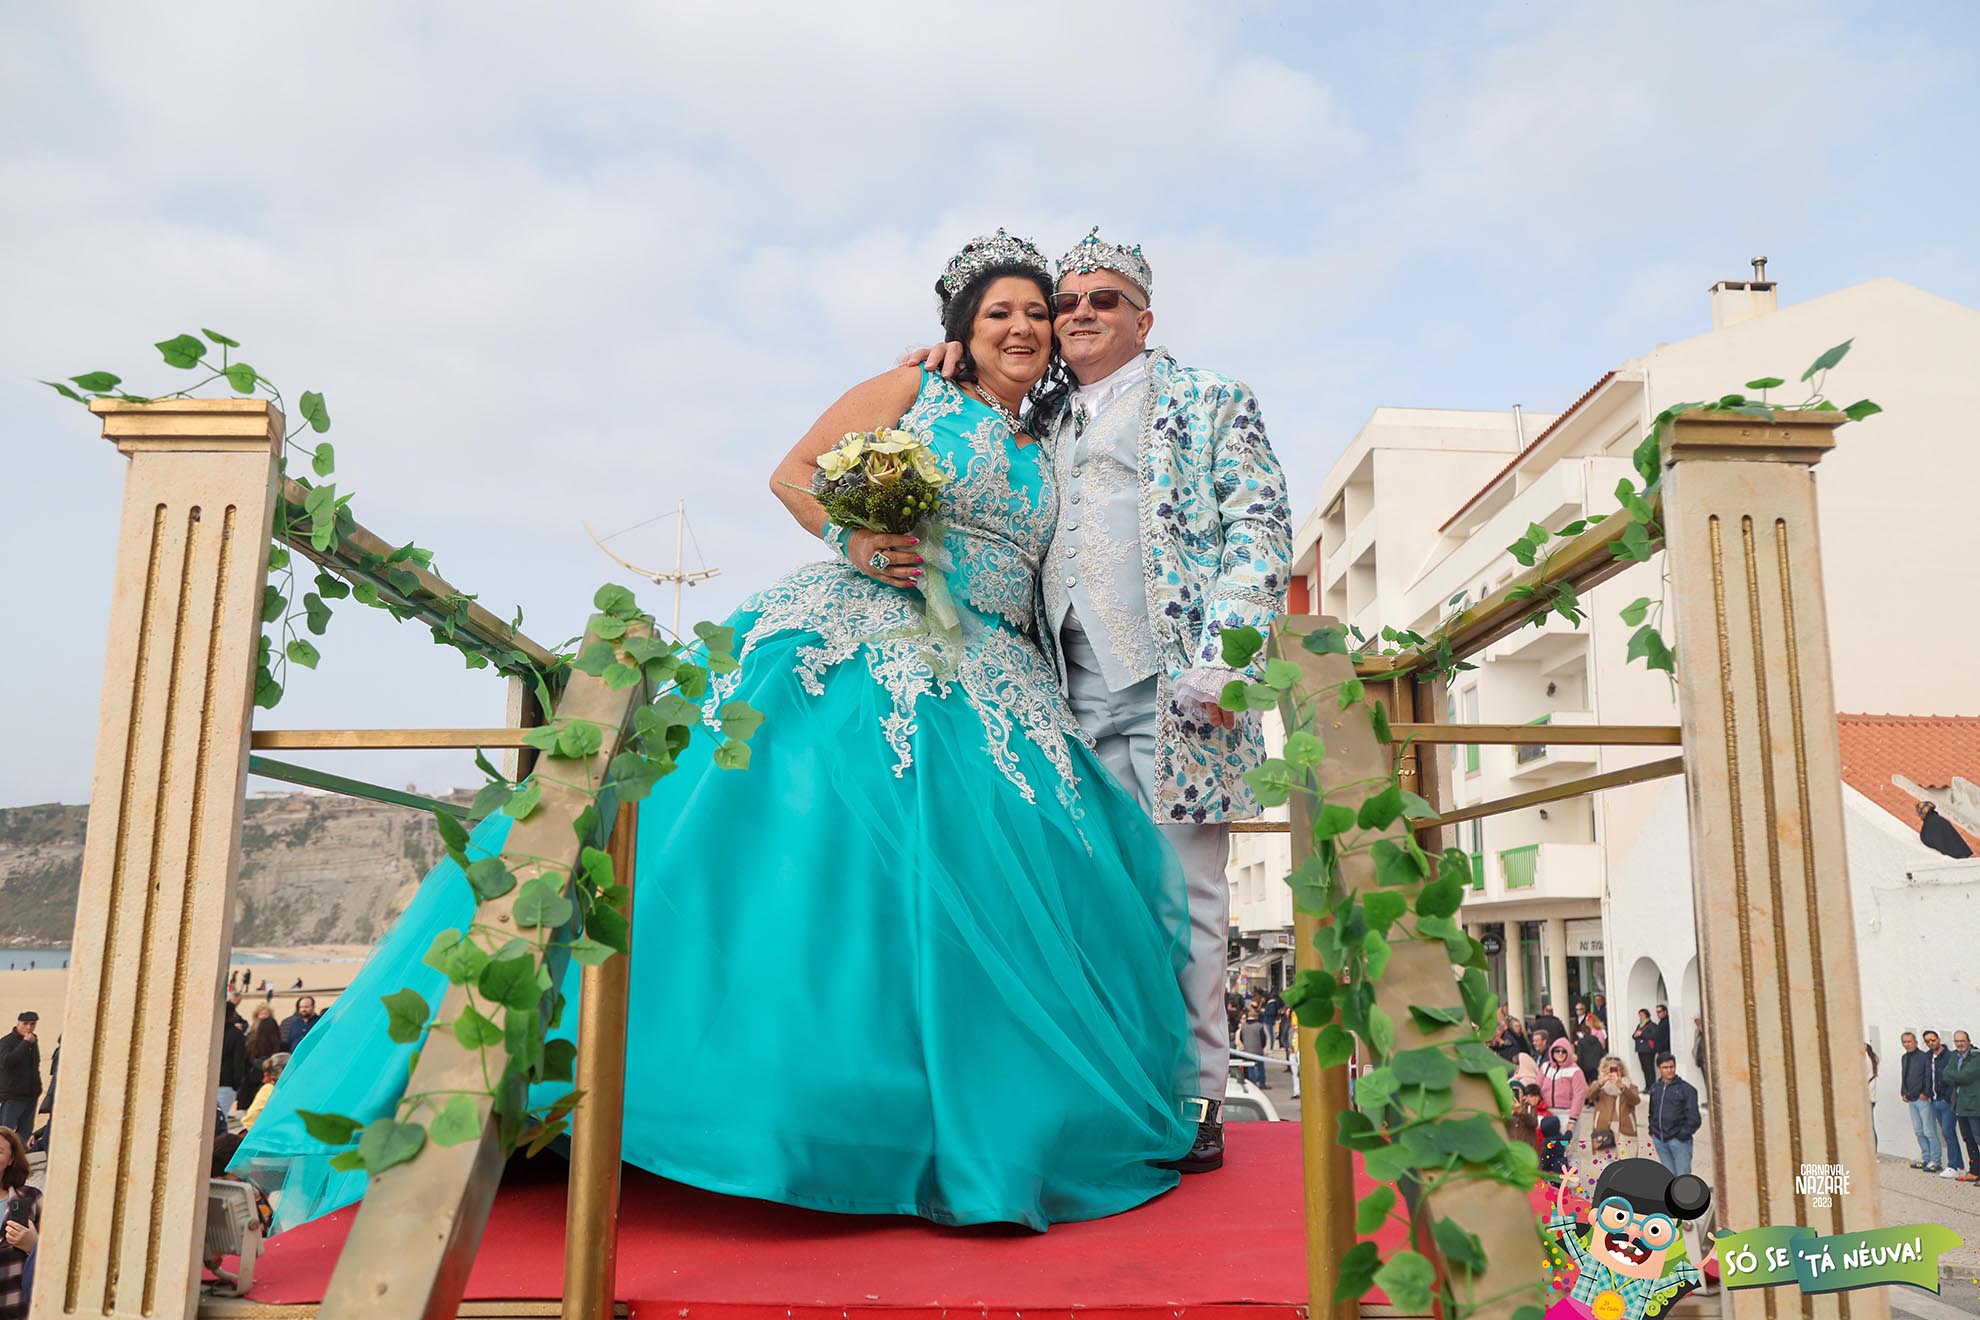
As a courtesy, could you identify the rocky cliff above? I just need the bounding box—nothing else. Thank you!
[0,791,469,947]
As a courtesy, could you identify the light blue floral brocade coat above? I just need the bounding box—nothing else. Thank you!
[1037,349,1294,823]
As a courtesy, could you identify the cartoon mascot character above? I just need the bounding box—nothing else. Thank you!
[1546,1157,1710,1320]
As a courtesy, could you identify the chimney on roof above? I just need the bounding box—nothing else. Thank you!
[1709,256,1778,330]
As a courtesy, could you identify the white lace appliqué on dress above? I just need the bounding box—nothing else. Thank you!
[709,375,1088,812]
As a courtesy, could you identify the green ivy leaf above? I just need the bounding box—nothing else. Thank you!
[468,779,513,822]
[1371,839,1425,887]
[1391,1047,1458,1088]
[568,934,615,966]
[261,584,285,623]
[70,371,122,392]
[297,1109,362,1146]
[381,987,430,1044]
[693,620,737,652]
[1333,1242,1383,1303]
[300,591,331,636]
[1627,623,1676,674]
[1354,1185,1396,1235]
[311,441,335,476]
[43,380,86,402]
[1312,1023,1356,1068]
[1218,624,1265,669]
[1301,624,1350,657]
[1261,657,1300,690]
[1362,929,1392,978]
[156,333,206,368]
[602,662,641,690]
[1610,519,1654,563]
[1358,783,1404,830]
[713,741,753,771]
[1360,890,1407,932]
[451,1003,504,1050]
[1843,398,1882,422]
[606,751,665,802]
[593,583,638,616]
[1369,701,1392,744]
[514,876,575,929]
[428,1094,482,1147]
[1619,596,1652,626]
[1744,376,1784,391]
[1333,1109,1386,1151]
[1507,537,1538,567]
[572,640,618,677]
[203,328,240,348]
[1281,969,1333,1019]
[543,1038,579,1083]
[434,808,470,859]
[314,569,351,600]
[1415,874,1465,920]
[589,613,630,641]
[587,902,630,954]
[1408,1003,1468,1034]
[1800,337,1852,382]
[463,856,515,902]
[1241,760,1294,808]
[555,720,605,760]
[358,1117,428,1172]
[282,637,319,670]
[253,666,282,709]
[1282,730,1325,769]
[1366,1005,1396,1058]
[520,725,562,751]
[1398,789,1437,820]
[1314,802,1357,839]
[423,928,489,984]
[1374,1251,1437,1314]
[479,954,544,1011]
[674,663,709,699]
[223,362,258,394]
[504,781,542,820]
[1360,1142,1417,1183]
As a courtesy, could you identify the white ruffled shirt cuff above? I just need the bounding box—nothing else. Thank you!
[1174,666,1248,719]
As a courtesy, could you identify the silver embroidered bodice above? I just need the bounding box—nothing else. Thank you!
[1043,372,1159,691]
[708,371,1088,808]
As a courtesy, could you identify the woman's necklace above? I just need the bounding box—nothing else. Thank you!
[968,383,1023,437]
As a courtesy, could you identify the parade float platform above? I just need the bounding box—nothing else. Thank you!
[226,1124,1340,1319]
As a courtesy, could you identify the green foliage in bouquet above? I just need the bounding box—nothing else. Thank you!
[805,428,947,535]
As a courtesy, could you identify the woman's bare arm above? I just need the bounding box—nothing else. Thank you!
[770,366,924,537]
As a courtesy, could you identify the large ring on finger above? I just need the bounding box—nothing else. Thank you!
[870,551,892,570]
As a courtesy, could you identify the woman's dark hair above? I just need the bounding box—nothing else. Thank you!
[247,1015,284,1060]
[936,262,1071,423]
[0,1124,27,1190]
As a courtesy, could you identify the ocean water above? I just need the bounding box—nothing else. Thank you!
[0,948,299,971]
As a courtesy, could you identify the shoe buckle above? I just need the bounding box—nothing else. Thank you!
[1181,1097,1223,1125]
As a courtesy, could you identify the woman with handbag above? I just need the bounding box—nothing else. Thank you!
[1588,1055,1642,1159]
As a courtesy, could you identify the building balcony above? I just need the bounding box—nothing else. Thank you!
[1485,840,1604,903]
[1507,711,1599,780]
[1483,612,1592,670]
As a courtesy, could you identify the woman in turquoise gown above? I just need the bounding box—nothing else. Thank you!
[232,231,1197,1232]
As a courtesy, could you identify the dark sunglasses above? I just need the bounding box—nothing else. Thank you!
[1050,287,1145,316]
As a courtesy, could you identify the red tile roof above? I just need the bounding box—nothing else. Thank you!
[1438,371,1618,533]
[1837,714,1980,852]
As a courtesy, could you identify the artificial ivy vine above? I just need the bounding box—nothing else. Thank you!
[47,338,762,1171]
[1223,340,1878,1320]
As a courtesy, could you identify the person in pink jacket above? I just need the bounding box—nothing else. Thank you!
[1539,1037,1588,1122]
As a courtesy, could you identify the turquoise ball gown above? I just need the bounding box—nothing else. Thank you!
[232,370,1198,1232]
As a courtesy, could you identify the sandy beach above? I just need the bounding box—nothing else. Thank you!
[0,946,374,1041]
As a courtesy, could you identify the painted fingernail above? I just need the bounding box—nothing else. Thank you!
[911,570,924,580]
[907,538,919,545]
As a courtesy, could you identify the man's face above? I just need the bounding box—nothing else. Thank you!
[1053,268,1152,383]
[1657,1006,1668,1020]
[13,1020,31,1039]
[1903,1033,1918,1051]
[1658,1059,1677,1083]
[1958,1032,1972,1053]
[1926,1032,1943,1052]
[1918,801,1933,820]
[1532,1030,1549,1051]
[298,996,316,1016]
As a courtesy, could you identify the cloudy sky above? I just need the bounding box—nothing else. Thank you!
[3,2,1976,807]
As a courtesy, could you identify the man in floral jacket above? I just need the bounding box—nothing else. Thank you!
[1036,229,1290,1172]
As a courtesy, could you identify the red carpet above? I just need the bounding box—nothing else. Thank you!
[241,1124,1553,1317]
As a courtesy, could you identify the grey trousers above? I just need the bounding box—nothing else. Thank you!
[1061,615,1232,1102]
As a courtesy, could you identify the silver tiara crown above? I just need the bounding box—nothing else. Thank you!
[937,228,1051,298]
[1057,226,1153,300]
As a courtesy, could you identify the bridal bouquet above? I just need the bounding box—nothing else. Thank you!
[807,428,947,535]
[803,428,957,633]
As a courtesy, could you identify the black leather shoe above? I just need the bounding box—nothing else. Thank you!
[1161,1120,1225,1173]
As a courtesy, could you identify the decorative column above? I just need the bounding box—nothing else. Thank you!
[1503,925,1526,1021]
[34,401,282,1320]
[1660,409,1885,1320]
[1545,917,1569,1023]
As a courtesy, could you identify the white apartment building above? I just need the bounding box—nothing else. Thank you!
[1232,268,1980,1124]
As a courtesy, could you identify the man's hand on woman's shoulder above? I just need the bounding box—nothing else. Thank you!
[896,343,967,378]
